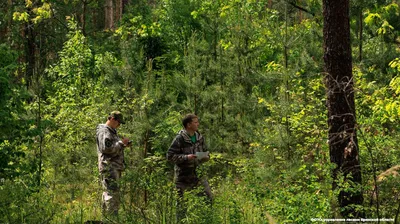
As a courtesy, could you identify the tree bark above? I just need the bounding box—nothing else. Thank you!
[284,2,291,156]
[25,12,36,87]
[143,128,149,205]
[115,0,122,24]
[104,0,114,30]
[323,0,363,218]
[81,0,87,36]
[359,9,363,62]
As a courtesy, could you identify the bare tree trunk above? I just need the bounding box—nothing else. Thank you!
[25,14,36,87]
[119,0,123,20]
[143,129,149,205]
[115,0,123,25]
[284,1,291,156]
[220,45,224,123]
[81,0,87,36]
[323,0,363,218]
[36,95,43,188]
[35,19,43,190]
[359,10,363,62]
[104,0,114,30]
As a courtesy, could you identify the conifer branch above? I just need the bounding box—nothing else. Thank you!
[286,0,315,17]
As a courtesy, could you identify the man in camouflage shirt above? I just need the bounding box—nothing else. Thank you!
[167,114,212,221]
[96,111,131,217]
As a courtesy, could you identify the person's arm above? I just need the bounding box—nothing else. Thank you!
[167,136,196,164]
[98,130,124,155]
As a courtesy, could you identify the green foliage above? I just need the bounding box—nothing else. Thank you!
[45,18,113,156]
[0,44,35,181]
[354,65,400,218]
[13,1,52,23]
[361,2,400,75]
[0,178,59,223]
[2,0,400,222]
[0,44,17,109]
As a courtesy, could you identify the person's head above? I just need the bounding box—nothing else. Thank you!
[106,111,125,129]
[182,114,199,132]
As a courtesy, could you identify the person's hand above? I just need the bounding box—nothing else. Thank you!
[187,154,197,160]
[122,137,131,146]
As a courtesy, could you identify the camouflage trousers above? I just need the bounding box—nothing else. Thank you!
[176,178,212,223]
[101,168,122,216]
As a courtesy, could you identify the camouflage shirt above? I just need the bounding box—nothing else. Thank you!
[96,124,125,172]
[167,130,207,186]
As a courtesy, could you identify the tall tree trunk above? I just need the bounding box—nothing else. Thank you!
[25,13,36,87]
[104,0,114,30]
[284,1,291,156]
[143,129,149,205]
[81,0,87,36]
[115,0,123,25]
[220,45,224,123]
[35,21,43,190]
[359,9,363,62]
[323,0,363,218]
[37,95,43,188]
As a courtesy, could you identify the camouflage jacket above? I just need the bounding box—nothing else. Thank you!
[96,124,125,172]
[167,130,207,186]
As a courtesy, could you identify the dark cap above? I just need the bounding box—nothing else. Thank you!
[110,111,125,124]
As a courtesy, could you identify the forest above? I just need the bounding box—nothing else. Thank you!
[0,0,399,223]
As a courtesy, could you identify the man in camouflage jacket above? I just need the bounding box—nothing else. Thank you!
[96,111,131,217]
[167,114,212,221]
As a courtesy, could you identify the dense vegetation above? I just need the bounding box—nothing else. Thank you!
[0,0,399,223]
